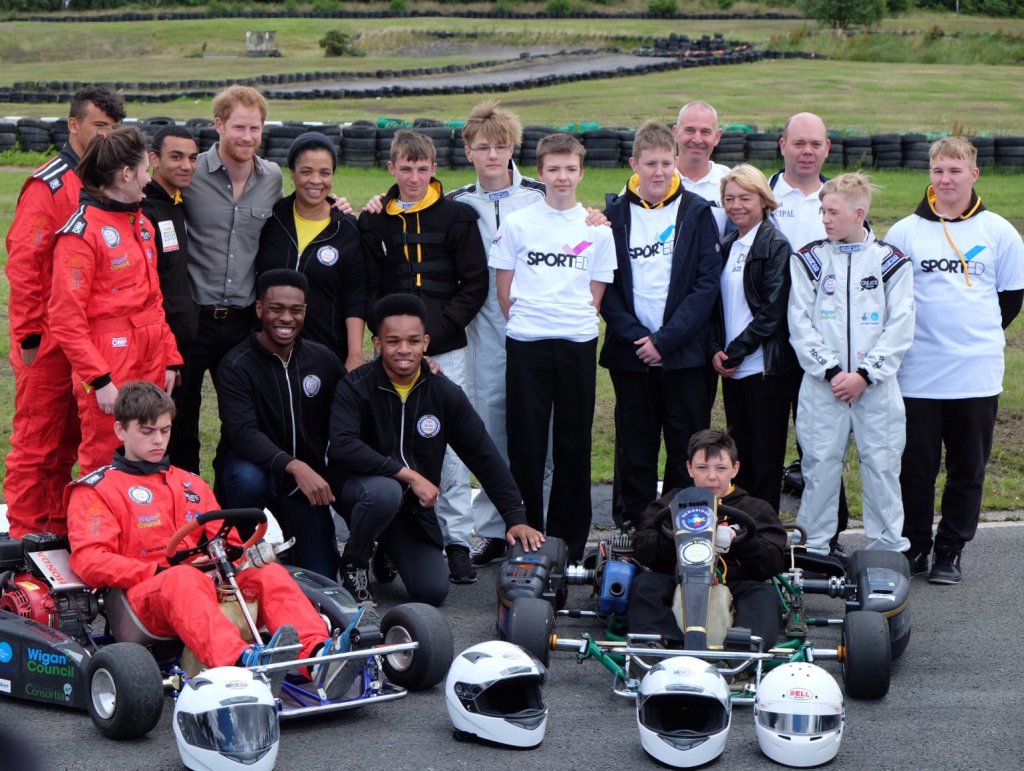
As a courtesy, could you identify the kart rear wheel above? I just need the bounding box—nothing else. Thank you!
[86,643,164,739]
[847,549,911,580]
[842,610,891,700]
[380,603,454,690]
[506,597,554,667]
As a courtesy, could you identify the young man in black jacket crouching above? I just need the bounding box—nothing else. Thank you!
[328,294,544,607]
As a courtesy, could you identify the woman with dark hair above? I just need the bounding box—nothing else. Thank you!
[709,164,798,513]
[256,132,366,372]
[49,125,181,474]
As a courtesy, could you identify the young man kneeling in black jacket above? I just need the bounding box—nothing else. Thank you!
[328,294,544,607]
[629,429,787,649]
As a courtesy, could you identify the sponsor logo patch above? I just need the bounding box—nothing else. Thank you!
[112,337,128,348]
[416,414,441,438]
[838,243,861,253]
[822,274,837,295]
[317,245,339,266]
[860,275,879,291]
[184,490,201,504]
[109,255,130,271]
[101,226,120,248]
[0,642,12,664]
[820,309,837,321]
[678,507,712,533]
[488,190,510,201]
[128,485,153,505]
[303,374,321,397]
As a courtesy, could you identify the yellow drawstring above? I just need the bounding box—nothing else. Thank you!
[941,219,973,287]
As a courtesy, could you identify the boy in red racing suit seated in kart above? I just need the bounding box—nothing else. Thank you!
[629,429,787,650]
[66,381,346,696]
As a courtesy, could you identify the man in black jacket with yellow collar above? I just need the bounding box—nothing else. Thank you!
[328,294,543,608]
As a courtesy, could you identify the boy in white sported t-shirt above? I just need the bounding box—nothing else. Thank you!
[885,136,1024,585]
[489,133,616,561]
[788,172,915,558]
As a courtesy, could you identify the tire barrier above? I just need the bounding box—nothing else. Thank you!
[2,117,1020,173]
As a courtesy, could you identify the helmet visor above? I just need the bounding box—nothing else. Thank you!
[756,710,843,735]
[639,693,730,738]
[177,704,279,765]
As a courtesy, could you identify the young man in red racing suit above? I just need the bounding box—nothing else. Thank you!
[629,430,787,649]
[4,86,125,538]
[66,382,337,691]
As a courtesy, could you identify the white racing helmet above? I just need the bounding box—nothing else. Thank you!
[636,655,732,768]
[444,640,548,748]
[173,666,280,771]
[754,662,845,767]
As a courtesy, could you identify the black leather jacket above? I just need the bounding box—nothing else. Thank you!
[709,219,797,376]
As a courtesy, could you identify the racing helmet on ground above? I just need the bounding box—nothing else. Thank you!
[636,655,731,768]
[754,662,845,767]
[173,666,280,771]
[444,640,548,748]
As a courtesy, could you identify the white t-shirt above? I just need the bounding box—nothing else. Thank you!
[680,162,730,236]
[628,197,679,337]
[721,223,765,378]
[886,207,1024,398]
[489,200,616,342]
[771,174,825,252]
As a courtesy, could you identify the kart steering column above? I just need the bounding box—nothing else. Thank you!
[207,538,264,645]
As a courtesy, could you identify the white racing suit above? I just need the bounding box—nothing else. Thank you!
[448,162,549,538]
[788,235,915,554]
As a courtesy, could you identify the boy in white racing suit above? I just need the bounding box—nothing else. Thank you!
[788,173,915,555]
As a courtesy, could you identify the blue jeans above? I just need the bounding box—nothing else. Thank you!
[216,454,340,581]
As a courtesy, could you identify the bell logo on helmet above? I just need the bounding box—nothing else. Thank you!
[787,688,813,700]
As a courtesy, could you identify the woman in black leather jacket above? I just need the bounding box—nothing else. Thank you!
[710,164,798,512]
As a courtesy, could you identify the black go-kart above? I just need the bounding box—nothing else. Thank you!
[0,509,453,739]
[495,487,910,703]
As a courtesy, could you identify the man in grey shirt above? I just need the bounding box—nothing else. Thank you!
[172,85,283,472]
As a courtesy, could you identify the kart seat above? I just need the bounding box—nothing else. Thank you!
[103,588,178,646]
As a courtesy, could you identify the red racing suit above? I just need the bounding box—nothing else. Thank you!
[3,150,84,537]
[66,451,327,668]
[48,193,183,474]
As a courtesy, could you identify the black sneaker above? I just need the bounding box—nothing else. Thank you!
[446,544,477,584]
[469,537,507,567]
[828,543,850,570]
[340,566,376,607]
[372,544,397,584]
[905,548,929,578]
[928,549,962,585]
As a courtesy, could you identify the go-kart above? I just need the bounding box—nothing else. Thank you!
[496,487,910,703]
[0,509,453,739]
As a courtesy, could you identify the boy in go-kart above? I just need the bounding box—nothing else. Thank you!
[65,381,345,696]
[629,430,788,649]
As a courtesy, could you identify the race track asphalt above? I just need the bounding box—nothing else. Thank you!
[2,519,1022,770]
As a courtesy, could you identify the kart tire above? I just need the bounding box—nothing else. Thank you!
[506,597,554,667]
[847,549,911,580]
[86,643,164,739]
[380,603,454,690]
[842,610,891,700]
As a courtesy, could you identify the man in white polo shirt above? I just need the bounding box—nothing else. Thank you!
[489,133,616,561]
[673,100,730,236]
[886,135,1024,585]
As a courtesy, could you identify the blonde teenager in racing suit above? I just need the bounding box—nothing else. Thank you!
[788,173,914,556]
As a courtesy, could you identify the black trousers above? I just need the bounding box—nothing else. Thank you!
[901,395,998,554]
[337,475,449,607]
[609,367,710,529]
[722,371,795,514]
[506,337,596,561]
[169,307,255,473]
[628,571,780,649]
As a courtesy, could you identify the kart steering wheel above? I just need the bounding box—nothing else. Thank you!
[654,503,758,548]
[165,509,268,567]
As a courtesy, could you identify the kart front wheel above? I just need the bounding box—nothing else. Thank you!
[380,603,454,690]
[842,610,891,700]
[506,597,554,667]
[86,643,164,739]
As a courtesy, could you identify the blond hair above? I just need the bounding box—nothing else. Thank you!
[632,120,675,159]
[820,171,878,212]
[720,164,779,214]
[929,135,978,167]
[462,100,522,147]
[212,85,268,122]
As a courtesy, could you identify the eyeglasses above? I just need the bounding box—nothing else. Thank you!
[469,144,513,155]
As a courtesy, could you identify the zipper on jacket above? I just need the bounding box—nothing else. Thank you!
[377,377,426,471]
[494,199,501,231]
[279,354,299,495]
[846,252,852,377]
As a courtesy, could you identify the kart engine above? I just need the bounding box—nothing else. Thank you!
[0,572,99,643]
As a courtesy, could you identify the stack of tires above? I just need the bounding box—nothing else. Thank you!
[376,126,398,168]
[412,120,455,169]
[843,136,872,168]
[50,119,69,150]
[582,128,621,168]
[340,121,377,169]
[196,125,219,153]
[745,131,779,164]
[520,125,554,169]
[617,128,636,168]
[970,136,995,168]
[712,131,746,165]
[0,121,16,153]
[826,135,844,167]
[901,134,931,170]
[994,136,1024,170]
[451,125,473,170]
[872,134,902,170]
[17,119,52,153]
